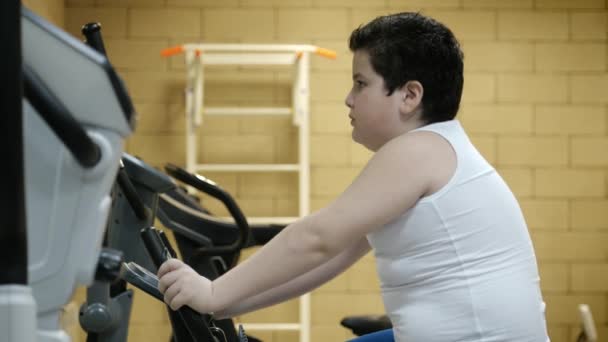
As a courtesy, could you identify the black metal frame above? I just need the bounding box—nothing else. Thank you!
[0,0,27,285]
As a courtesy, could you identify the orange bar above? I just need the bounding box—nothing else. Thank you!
[160,45,184,57]
[315,47,337,59]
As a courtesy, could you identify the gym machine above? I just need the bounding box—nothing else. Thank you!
[0,5,135,342]
[75,22,238,342]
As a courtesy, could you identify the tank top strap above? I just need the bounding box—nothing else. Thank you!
[410,119,464,147]
[409,120,469,203]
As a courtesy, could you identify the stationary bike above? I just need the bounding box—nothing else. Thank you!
[14,6,133,342]
[74,21,242,342]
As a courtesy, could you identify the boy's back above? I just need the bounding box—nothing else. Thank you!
[368,120,549,342]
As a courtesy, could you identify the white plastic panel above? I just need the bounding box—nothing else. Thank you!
[24,102,124,332]
[21,10,132,136]
[0,286,36,342]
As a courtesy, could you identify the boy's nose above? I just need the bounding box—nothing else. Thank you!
[344,91,354,108]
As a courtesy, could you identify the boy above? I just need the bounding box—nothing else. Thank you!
[158,12,549,341]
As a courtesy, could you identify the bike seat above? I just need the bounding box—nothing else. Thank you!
[340,315,393,336]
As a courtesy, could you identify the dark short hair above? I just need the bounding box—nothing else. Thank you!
[349,12,464,124]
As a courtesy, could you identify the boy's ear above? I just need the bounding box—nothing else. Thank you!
[399,80,423,115]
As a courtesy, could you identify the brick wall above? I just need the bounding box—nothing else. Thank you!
[61,0,608,341]
[23,0,65,27]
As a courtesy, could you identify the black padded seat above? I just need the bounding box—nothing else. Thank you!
[340,315,393,336]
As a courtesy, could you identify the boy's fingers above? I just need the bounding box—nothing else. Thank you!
[158,269,181,293]
[157,258,183,278]
[170,292,187,311]
[164,281,181,307]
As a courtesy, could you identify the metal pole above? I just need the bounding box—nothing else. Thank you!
[0,0,26,286]
[0,3,36,342]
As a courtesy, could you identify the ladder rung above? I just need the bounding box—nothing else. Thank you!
[196,164,300,172]
[248,217,298,225]
[202,53,297,65]
[204,107,292,116]
[240,323,301,331]
[185,43,317,53]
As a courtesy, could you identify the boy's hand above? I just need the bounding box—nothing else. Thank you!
[157,258,214,313]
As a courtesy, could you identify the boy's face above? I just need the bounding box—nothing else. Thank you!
[345,50,406,151]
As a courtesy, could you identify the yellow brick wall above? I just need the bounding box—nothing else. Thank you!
[62,0,608,341]
[23,0,65,27]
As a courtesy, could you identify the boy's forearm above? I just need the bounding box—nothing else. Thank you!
[209,213,360,313]
[214,237,371,319]
[213,264,317,319]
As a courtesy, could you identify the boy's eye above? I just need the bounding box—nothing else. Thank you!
[355,80,365,88]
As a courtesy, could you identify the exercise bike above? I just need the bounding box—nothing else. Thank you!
[73,21,244,342]
[8,6,134,342]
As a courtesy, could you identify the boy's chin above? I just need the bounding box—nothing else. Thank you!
[351,131,359,144]
[352,133,375,152]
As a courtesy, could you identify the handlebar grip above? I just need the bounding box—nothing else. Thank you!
[158,230,178,258]
[140,227,219,341]
[140,227,171,268]
[81,22,107,56]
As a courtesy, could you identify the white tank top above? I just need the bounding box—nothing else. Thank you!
[367,120,549,342]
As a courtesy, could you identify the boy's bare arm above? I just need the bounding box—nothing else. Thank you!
[214,237,371,319]
[209,131,445,313]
